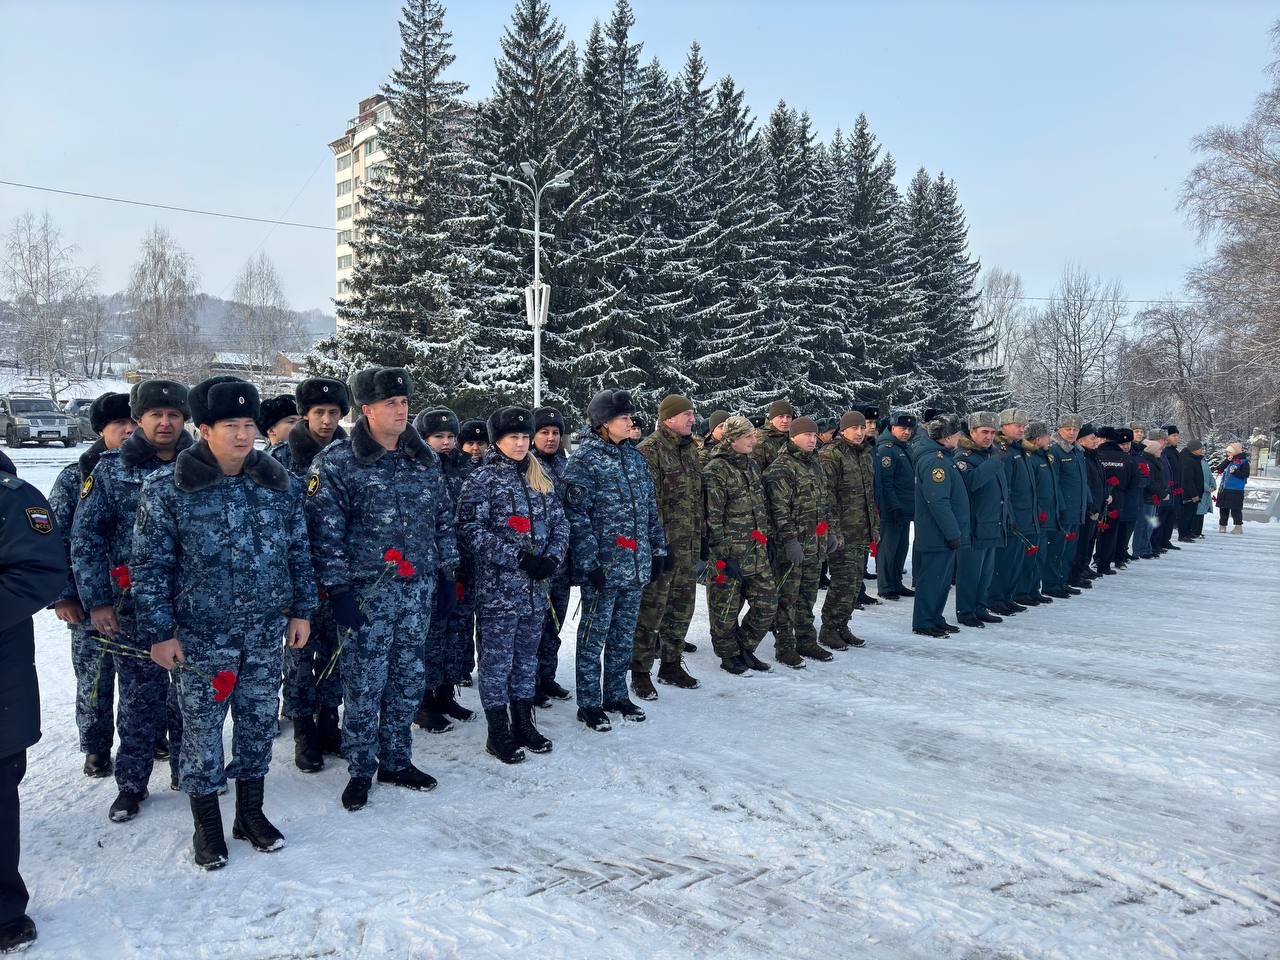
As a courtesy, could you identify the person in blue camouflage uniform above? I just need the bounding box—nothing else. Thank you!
[1017,422,1062,605]
[953,412,1010,628]
[563,389,666,732]
[457,407,568,763]
[305,367,460,812]
[256,394,299,452]
[531,406,573,705]
[452,418,489,687]
[988,409,1036,615]
[133,377,316,870]
[71,379,192,823]
[411,406,474,733]
[272,377,349,770]
[47,392,134,778]
[873,412,917,600]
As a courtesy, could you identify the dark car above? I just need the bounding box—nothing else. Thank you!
[63,397,96,440]
[1,393,79,447]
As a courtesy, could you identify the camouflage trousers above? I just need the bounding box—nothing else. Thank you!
[707,569,778,660]
[341,579,432,779]
[174,617,284,796]
[477,588,548,711]
[425,582,476,691]
[70,622,115,755]
[282,598,342,718]
[537,578,571,685]
[820,542,869,638]
[632,548,697,671]
[575,585,642,709]
[771,554,822,654]
[110,622,180,795]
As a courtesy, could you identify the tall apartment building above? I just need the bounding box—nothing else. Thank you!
[328,94,390,311]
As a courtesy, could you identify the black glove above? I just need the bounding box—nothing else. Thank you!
[889,508,904,525]
[662,551,677,573]
[518,551,559,581]
[945,538,961,550]
[329,588,366,630]
[649,557,665,583]
[586,567,607,591]
[721,558,744,580]
[766,540,777,566]
[699,537,709,562]
[434,572,458,620]
[783,539,804,566]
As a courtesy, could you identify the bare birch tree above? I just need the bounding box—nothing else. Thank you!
[227,252,303,394]
[126,225,208,380]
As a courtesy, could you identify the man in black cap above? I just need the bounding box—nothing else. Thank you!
[1155,424,1183,553]
[1092,427,1134,576]
[873,411,917,600]
[256,394,299,451]
[46,392,135,777]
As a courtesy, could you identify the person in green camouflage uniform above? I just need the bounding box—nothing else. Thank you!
[750,400,795,473]
[818,410,880,649]
[762,417,835,668]
[698,410,730,467]
[631,395,702,700]
[703,416,778,676]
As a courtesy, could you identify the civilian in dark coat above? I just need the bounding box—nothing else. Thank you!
[1177,439,1207,541]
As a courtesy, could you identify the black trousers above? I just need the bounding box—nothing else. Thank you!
[1115,520,1134,562]
[0,751,27,925]
[1218,489,1244,526]
[1071,518,1098,582]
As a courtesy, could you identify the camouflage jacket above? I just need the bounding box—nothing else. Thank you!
[563,433,666,590]
[271,419,347,479]
[697,435,720,468]
[703,444,773,578]
[751,424,790,474]
[131,441,317,645]
[47,438,107,605]
[71,427,194,614]
[818,436,879,546]
[764,441,833,561]
[637,424,703,559]
[305,418,460,590]
[456,448,569,614]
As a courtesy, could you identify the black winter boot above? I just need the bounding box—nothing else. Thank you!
[603,697,646,722]
[377,763,438,791]
[719,655,749,675]
[657,659,700,689]
[342,776,371,811]
[232,777,284,852]
[0,915,36,953]
[414,689,454,734]
[190,792,228,870]
[108,788,148,823]
[630,670,658,701]
[510,700,553,753]
[318,706,343,756]
[436,683,475,722]
[293,715,323,773]
[83,752,112,778]
[485,707,527,763]
[540,678,572,700]
[576,706,612,731]
[740,648,771,671]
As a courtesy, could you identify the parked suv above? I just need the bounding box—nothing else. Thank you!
[1,393,78,447]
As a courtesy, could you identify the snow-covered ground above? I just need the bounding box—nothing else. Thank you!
[11,445,1279,960]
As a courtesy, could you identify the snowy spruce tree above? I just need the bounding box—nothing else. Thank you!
[311,0,489,414]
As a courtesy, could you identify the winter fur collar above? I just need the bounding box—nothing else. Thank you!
[350,415,439,469]
[288,418,346,470]
[78,438,108,479]
[957,435,985,452]
[120,424,193,468]
[175,439,290,494]
[1021,439,1041,454]
[1052,436,1077,453]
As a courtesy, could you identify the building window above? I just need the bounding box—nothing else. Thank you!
[336,153,351,171]
[337,254,352,270]
[336,204,352,221]
[336,179,352,197]
[365,138,380,157]
[337,279,351,294]
[337,229,352,246]
[367,163,386,183]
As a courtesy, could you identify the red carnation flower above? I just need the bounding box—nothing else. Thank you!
[211,671,237,703]
[1151,495,1160,506]
[751,530,768,545]
[455,581,465,601]
[815,521,829,536]
[870,541,878,558]
[714,574,727,584]
[1138,463,1150,476]
[1025,545,1039,556]
[1065,532,1077,541]
[1098,521,1110,531]
[110,565,131,590]
[317,589,328,601]
[615,535,637,550]
[1108,509,1119,520]
[1173,487,1183,496]
[714,559,726,571]
[397,560,416,578]
[383,548,403,563]
[507,516,532,535]
[1106,476,1120,487]
[1038,511,1047,523]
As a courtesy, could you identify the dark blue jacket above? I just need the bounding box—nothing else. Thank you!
[913,436,970,551]
[873,430,916,521]
[47,439,108,605]
[1161,445,1183,498]
[953,436,1009,548]
[1220,455,1249,491]
[996,434,1037,532]
[271,419,346,479]
[1027,442,1063,532]
[1051,437,1087,527]
[1120,446,1144,521]
[1095,442,1136,524]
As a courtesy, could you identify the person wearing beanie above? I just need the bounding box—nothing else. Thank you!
[564,389,666,730]
[305,366,460,811]
[70,379,194,824]
[953,412,1008,627]
[702,416,780,676]
[1192,440,1216,537]
[1047,415,1086,597]
[762,416,835,667]
[818,410,880,646]
[530,406,573,705]
[1215,441,1249,533]
[132,376,315,869]
[872,411,918,602]
[453,407,567,764]
[817,417,837,448]
[1174,437,1208,541]
[409,406,475,737]
[46,392,136,779]
[751,400,796,472]
[1155,424,1183,552]
[911,416,968,637]
[631,395,703,700]
[256,395,299,450]
[699,409,731,466]
[986,409,1036,615]
[1015,422,1060,604]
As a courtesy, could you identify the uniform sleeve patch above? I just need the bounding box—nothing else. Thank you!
[881,456,892,467]
[956,460,968,471]
[931,467,946,483]
[26,507,53,534]
[1047,453,1055,463]
[79,475,94,500]
[306,474,321,497]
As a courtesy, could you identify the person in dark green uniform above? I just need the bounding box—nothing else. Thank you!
[953,411,1008,628]
[1017,422,1061,606]
[872,412,917,600]
[911,416,968,637]
[1046,415,1086,597]
[989,409,1035,616]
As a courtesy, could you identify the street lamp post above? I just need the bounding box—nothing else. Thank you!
[489,163,572,409]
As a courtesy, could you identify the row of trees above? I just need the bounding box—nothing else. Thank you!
[315,0,997,420]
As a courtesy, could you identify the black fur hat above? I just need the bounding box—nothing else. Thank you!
[89,392,133,433]
[1078,422,1096,440]
[256,394,297,436]
[1115,427,1134,444]
[586,388,636,428]
[349,366,412,406]
[487,406,535,444]
[295,377,350,416]
[889,411,918,429]
[1096,426,1117,442]
[533,406,565,433]
[923,408,941,423]
[854,403,880,423]
[129,379,190,421]
[459,419,488,445]
[415,407,460,436]
[190,376,260,427]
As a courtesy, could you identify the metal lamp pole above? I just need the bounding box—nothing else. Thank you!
[489,163,571,409]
